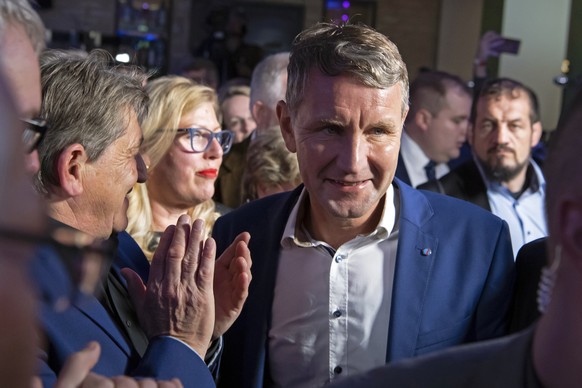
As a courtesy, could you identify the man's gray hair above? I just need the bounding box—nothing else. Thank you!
[250,52,289,110]
[286,22,409,114]
[0,0,45,54]
[37,49,149,192]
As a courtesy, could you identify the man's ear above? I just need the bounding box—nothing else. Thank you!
[402,105,410,124]
[251,100,263,122]
[57,143,88,197]
[251,100,269,129]
[277,100,296,153]
[531,121,543,148]
[414,108,432,132]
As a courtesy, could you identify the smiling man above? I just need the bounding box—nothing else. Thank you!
[212,22,515,387]
[420,78,547,257]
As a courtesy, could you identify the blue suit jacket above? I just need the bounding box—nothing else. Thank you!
[31,231,215,387]
[329,326,539,388]
[212,180,515,387]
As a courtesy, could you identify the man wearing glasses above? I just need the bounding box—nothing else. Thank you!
[32,49,251,386]
[1,1,252,386]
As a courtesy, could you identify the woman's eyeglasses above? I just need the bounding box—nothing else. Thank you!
[175,127,234,154]
[21,118,48,153]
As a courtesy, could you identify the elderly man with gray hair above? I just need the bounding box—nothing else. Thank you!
[249,51,289,132]
[33,49,251,387]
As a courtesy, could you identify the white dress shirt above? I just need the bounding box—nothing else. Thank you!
[269,185,399,387]
[400,131,449,187]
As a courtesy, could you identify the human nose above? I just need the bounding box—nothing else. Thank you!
[204,137,223,159]
[495,123,510,144]
[336,133,365,173]
[135,153,147,183]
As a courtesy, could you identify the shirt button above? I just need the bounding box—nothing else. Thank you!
[126,320,132,328]
[335,255,344,263]
[334,366,342,374]
[333,309,342,318]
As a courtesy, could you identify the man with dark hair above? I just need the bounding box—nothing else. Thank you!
[213,22,514,387]
[420,78,547,257]
[396,70,472,187]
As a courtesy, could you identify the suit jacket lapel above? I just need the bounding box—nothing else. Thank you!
[387,180,438,361]
[232,187,302,387]
[72,294,133,356]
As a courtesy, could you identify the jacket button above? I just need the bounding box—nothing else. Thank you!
[334,366,342,374]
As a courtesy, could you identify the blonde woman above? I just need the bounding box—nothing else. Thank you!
[127,76,234,260]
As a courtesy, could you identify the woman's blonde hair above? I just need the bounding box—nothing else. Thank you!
[127,75,221,260]
[241,126,301,202]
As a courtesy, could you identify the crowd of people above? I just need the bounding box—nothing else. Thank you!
[0,0,579,386]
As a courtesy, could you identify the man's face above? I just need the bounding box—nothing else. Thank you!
[279,69,406,226]
[82,110,146,238]
[222,94,256,143]
[0,23,42,173]
[424,87,471,163]
[470,92,541,183]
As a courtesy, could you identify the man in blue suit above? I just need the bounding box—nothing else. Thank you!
[328,85,582,388]
[212,21,515,387]
[32,49,251,387]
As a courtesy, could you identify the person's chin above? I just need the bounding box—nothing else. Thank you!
[112,199,130,233]
[112,217,129,234]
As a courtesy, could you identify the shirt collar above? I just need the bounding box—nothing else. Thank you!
[474,155,546,195]
[281,185,396,248]
[401,131,431,170]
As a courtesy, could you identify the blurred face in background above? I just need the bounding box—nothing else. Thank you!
[423,87,471,163]
[222,94,256,143]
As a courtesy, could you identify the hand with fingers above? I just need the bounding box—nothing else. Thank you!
[122,215,216,358]
[213,231,252,340]
[477,31,505,61]
[32,342,184,388]
[474,30,505,78]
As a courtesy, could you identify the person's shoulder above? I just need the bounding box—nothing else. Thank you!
[213,186,301,235]
[331,328,534,388]
[409,180,497,220]
[422,160,480,190]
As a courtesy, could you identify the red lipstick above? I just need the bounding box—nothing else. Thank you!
[198,169,218,178]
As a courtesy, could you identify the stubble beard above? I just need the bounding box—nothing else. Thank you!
[480,153,529,183]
